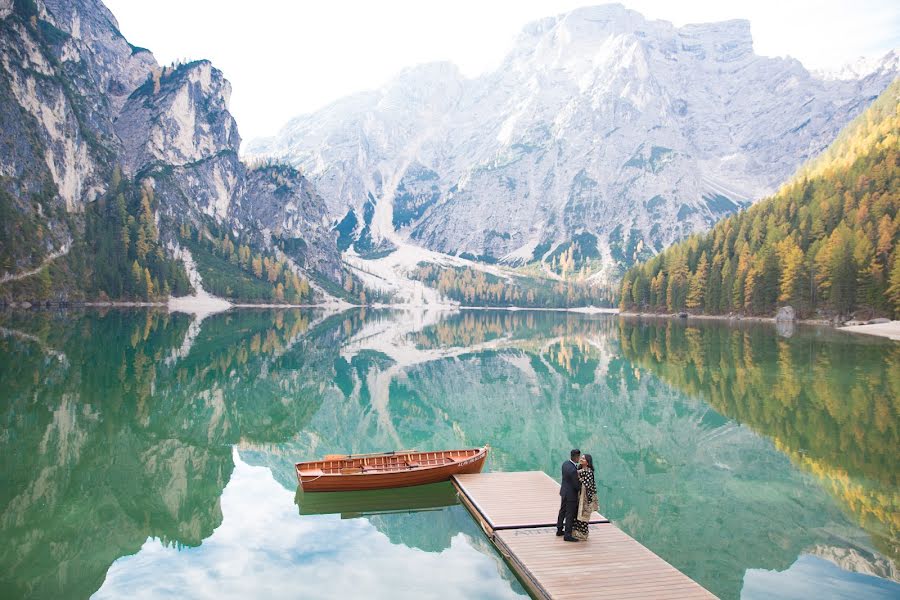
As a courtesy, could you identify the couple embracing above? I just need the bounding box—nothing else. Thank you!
[556,448,598,542]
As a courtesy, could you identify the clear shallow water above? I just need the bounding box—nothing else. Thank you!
[0,308,897,599]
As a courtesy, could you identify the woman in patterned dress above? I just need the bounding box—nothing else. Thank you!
[572,453,598,540]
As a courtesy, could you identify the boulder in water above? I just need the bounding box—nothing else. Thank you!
[775,306,795,322]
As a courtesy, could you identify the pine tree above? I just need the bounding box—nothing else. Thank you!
[876,214,895,262]
[777,237,807,309]
[666,252,690,311]
[853,231,878,309]
[887,251,900,318]
[706,255,723,314]
[825,224,857,315]
[619,274,633,309]
[720,256,734,313]
[116,193,129,256]
[632,272,649,308]
[131,260,143,295]
[143,268,154,299]
[686,252,708,309]
[135,187,155,261]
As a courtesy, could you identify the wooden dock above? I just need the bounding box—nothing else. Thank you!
[452,472,716,599]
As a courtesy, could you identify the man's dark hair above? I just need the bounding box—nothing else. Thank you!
[570,448,581,460]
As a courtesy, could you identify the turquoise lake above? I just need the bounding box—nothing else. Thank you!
[0,308,897,599]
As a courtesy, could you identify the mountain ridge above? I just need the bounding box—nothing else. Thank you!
[246,4,898,282]
[619,77,900,318]
[0,0,345,304]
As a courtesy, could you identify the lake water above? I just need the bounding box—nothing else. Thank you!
[0,308,897,599]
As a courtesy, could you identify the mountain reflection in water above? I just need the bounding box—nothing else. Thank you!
[0,308,897,599]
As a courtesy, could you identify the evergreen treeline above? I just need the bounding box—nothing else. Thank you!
[620,79,900,318]
[85,169,191,300]
[0,169,192,302]
[179,222,312,303]
[0,166,321,305]
[411,264,613,308]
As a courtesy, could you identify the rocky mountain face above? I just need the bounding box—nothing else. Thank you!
[246,4,898,278]
[0,0,341,295]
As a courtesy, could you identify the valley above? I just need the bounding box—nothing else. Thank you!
[1,2,898,311]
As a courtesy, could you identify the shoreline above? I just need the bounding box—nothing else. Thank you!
[619,311,829,325]
[0,299,620,314]
[3,299,897,341]
[838,321,900,341]
[620,311,900,341]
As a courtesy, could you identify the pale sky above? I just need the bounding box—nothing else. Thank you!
[103,0,900,142]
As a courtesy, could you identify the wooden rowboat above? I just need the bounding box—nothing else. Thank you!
[295,446,489,492]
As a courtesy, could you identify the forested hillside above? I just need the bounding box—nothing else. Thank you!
[620,79,900,318]
[0,1,343,305]
[410,264,613,308]
[0,169,192,302]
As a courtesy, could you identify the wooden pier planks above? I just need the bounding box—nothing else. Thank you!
[452,471,717,600]
[495,526,716,599]
[452,471,607,530]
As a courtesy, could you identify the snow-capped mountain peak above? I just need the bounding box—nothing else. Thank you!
[813,50,899,81]
[245,5,898,279]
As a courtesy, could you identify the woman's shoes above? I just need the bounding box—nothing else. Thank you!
[563,536,579,542]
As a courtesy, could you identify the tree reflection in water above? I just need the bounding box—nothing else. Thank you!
[0,309,897,599]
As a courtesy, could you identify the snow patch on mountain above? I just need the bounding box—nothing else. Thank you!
[247,4,898,281]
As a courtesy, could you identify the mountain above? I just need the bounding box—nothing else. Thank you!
[246,4,898,280]
[619,77,900,318]
[0,0,343,304]
[813,50,899,81]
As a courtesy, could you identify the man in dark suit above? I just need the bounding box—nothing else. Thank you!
[556,448,582,542]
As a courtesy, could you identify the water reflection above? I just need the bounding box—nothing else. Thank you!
[0,308,897,599]
[616,317,899,564]
[295,482,459,519]
[95,451,522,600]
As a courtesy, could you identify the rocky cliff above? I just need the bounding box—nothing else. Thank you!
[246,4,898,279]
[0,0,341,300]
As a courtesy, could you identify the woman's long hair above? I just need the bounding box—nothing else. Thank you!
[583,453,594,471]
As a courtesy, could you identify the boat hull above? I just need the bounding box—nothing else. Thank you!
[296,449,487,492]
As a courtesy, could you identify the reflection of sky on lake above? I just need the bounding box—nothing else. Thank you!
[93,450,524,600]
[742,554,899,600]
[4,309,897,600]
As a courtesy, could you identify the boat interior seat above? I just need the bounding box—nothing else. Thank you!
[299,468,324,476]
[341,467,363,475]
